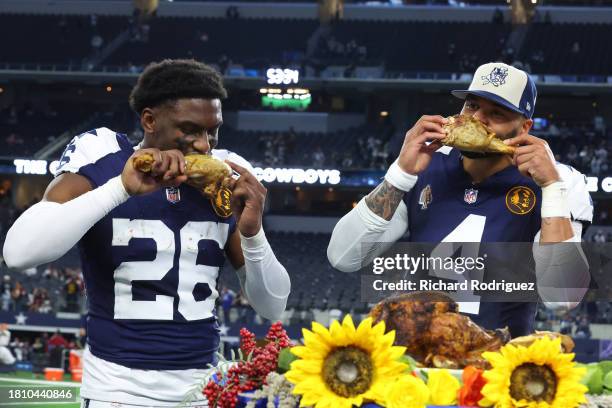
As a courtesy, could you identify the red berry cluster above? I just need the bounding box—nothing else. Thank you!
[204,322,293,408]
[267,322,291,349]
[240,328,256,356]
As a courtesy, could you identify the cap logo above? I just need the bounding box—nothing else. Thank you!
[481,66,508,87]
[526,102,531,111]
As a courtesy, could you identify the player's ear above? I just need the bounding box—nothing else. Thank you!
[140,108,156,134]
[521,118,533,135]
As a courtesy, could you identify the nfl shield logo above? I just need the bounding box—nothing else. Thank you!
[464,188,478,204]
[165,187,181,204]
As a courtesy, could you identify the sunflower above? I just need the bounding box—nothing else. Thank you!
[481,336,587,408]
[285,315,410,408]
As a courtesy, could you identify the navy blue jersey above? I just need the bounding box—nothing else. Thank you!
[56,128,237,370]
[403,147,592,337]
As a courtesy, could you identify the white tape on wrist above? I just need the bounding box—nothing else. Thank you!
[541,181,570,219]
[384,160,418,192]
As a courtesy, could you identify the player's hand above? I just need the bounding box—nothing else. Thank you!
[121,148,188,196]
[397,115,448,174]
[505,134,561,187]
[223,161,266,237]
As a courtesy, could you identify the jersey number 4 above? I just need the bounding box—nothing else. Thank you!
[111,219,229,321]
[430,214,485,315]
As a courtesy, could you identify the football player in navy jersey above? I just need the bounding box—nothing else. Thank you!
[4,59,290,407]
[328,62,592,338]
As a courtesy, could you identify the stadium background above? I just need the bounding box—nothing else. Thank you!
[0,0,611,396]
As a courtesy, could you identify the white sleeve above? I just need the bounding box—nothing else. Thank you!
[3,176,129,270]
[532,163,593,311]
[327,198,408,273]
[235,228,290,321]
[533,220,590,311]
[556,163,593,224]
[214,150,288,319]
[0,331,10,347]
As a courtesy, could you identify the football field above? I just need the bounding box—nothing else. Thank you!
[0,374,80,408]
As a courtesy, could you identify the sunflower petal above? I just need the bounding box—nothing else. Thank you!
[303,329,331,353]
[341,314,356,341]
[311,321,334,345]
[290,346,312,358]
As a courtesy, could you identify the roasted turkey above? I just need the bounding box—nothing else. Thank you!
[442,114,515,155]
[133,153,231,198]
[369,291,510,369]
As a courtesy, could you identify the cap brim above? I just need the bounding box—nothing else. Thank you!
[451,90,524,116]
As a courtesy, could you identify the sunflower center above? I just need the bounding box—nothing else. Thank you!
[322,346,373,397]
[509,363,557,403]
[337,362,359,383]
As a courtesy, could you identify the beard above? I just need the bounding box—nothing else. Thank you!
[460,126,520,160]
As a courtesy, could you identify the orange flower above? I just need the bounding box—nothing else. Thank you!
[458,366,487,407]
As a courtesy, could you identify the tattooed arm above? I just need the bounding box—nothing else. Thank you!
[327,163,413,273]
[327,193,409,273]
[327,115,448,272]
[364,180,406,221]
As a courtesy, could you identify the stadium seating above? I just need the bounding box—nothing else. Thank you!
[1,13,610,76]
[519,23,612,76]
[0,102,107,157]
[104,17,317,70]
[0,14,129,68]
[316,21,511,74]
[218,124,393,170]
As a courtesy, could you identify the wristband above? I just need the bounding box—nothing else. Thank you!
[384,160,418,192]
[541,181,570,219]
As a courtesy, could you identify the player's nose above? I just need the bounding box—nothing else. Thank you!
[472,109,489,126]
[192,135,211,154]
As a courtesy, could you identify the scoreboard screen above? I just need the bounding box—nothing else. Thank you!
[261,68,311,110]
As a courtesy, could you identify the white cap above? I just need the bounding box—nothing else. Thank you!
[452,62,537,118]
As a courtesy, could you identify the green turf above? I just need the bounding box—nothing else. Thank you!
[0,372,81,407]
[0,372,75,382]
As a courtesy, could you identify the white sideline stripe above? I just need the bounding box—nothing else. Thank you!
[0,378,80,387]
[0,402,76,406]
[6,325,80,334]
